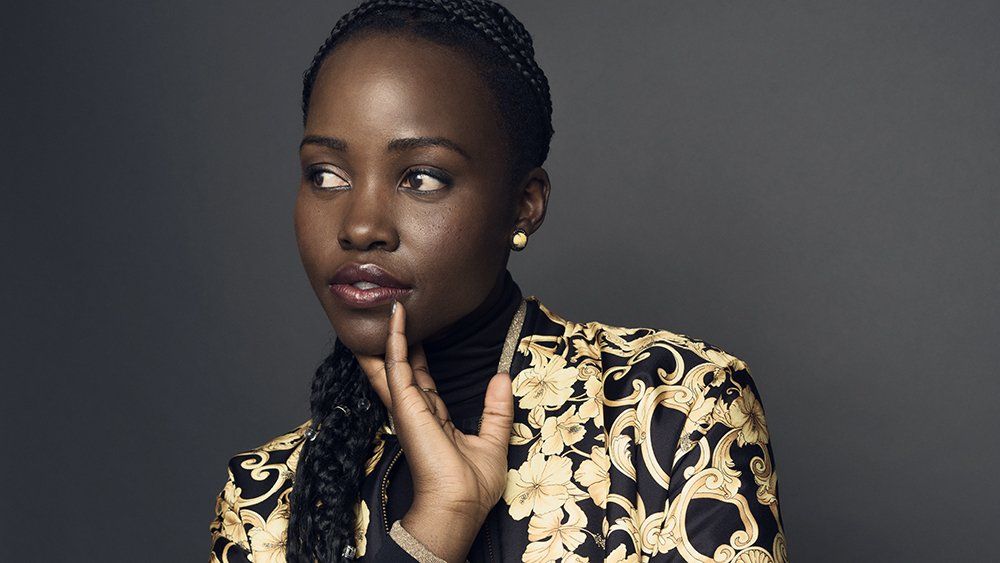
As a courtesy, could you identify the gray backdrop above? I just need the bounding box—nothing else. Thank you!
[3,1,997,561]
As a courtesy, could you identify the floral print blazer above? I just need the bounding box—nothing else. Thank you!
[210,296,787,562]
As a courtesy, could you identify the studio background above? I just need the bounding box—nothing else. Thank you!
[3,1,997,561]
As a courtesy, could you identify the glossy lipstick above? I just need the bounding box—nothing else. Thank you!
[328,262,412,308]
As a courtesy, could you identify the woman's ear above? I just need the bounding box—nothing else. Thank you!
[513,166,551,235]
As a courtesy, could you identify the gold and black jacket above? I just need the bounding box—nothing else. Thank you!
[210,296,787,562]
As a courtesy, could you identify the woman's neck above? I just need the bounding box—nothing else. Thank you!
[421,269,522,428]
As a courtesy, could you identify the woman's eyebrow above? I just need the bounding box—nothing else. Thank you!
[300,135,346,152]
[299,134,471,160]
[387,136,471,160]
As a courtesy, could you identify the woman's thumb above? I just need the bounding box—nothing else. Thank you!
[478,372,514,447]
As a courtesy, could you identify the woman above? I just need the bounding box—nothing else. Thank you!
[209,1,786,562]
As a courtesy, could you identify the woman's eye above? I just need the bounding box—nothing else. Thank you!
[402,170,450,192]
[308,168,350,190]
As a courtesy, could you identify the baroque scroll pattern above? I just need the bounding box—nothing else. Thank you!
[503,301,786,562]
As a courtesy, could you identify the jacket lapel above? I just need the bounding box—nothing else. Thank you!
[498,297,608,563]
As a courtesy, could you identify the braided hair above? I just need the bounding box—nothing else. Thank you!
[287,2,553,561]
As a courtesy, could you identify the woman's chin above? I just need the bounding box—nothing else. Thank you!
[332,320,392,357]
[325,297,438,356]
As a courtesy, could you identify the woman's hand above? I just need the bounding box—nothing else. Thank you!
[355,300,514,563]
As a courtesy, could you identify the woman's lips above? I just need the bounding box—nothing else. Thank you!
[329,283,412,308]
[327,262,413,308]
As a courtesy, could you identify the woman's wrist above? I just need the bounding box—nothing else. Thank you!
[399,503,484,563]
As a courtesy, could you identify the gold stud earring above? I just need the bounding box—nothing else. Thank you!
[511,228,528,251]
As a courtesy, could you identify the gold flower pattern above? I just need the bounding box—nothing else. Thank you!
[524,501,588,563]
[503,454,584,521]
[512,354,580,410]
[574,446,610,508]
[209,297,786,562]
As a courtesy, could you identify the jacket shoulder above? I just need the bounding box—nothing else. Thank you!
[224,420,310,524]
[599,318,749,373]
[211,420,310,561]
[593,316,761,420]
[227,419,310,486]
[528,298,765,433]
[529,297,750,376]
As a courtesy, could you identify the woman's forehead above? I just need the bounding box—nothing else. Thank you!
[304,33,505,157]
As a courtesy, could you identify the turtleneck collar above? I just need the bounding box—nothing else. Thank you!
[421,269,522,428]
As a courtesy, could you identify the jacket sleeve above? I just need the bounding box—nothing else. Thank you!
[606,358,787,562]
[659,362,786,561]
[365,519,480,563]
[207,460,253,563]
[355,520,447,562]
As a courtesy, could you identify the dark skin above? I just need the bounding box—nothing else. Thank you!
[294,33,550,562]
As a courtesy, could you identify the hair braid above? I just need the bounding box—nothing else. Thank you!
[286,338,386,562]
[465,0,553,127]
[290,2,553,560]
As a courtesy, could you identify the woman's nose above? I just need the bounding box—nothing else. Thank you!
[336,182,399,252]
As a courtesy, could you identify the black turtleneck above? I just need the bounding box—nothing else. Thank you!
[420,269,523,431]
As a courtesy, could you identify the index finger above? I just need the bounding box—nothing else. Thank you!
[385,300,414,397]
[384,301,449,443]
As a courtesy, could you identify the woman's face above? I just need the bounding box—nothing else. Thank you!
[295,33,530,356]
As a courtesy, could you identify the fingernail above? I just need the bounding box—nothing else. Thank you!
[390,300,397,317]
